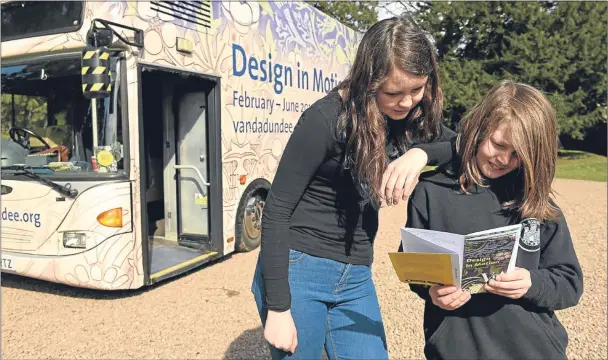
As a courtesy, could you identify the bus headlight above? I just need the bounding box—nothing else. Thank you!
[63,232,87,249]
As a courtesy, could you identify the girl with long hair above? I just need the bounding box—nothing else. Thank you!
[406,80,583,360]
[252,15,457,359]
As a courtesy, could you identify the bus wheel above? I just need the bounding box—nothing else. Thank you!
[235,179,269,252]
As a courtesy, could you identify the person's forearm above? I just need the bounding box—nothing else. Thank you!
[412,125,457,166]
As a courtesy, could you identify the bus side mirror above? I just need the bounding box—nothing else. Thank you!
[81,46,112,99]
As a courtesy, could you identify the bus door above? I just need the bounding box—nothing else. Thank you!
[174,91,211,248]
[140,66,223,283]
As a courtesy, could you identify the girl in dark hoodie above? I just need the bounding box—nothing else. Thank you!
[404,80,584,360]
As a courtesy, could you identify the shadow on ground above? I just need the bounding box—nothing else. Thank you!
[0,253,237,300]
[558,150,588,159]
[225,326,270,359]
[225,326,332,360]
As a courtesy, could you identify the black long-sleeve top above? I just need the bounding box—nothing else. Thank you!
[404,164,583,359]
[260,91,457,311]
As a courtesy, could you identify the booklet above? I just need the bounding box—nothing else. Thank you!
[389,224,522,294]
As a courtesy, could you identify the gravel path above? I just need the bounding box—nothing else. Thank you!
[2,178,606,359]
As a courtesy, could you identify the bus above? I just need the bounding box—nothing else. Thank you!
[0,1,360,289]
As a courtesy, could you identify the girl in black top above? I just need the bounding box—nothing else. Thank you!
[406,80,584,360]
[251,15,457,359]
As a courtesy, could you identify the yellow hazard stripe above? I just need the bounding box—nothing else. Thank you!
[83,83,111,93]
[90,83,105,91]
[83,50,97,59]
[150,252,218,280]
[99,52,110,60]
[92,66,106,75]
[81,66,89,75]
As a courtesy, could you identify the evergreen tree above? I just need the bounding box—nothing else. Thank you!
[308,1,379,32]
[411,1,607,143]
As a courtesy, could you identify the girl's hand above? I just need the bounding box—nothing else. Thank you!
[264,309,298,354]
[381,148,428,206]
[429,285,471,311]
[485,268,532,299]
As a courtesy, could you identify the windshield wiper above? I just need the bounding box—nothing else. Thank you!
[1,165,78,198]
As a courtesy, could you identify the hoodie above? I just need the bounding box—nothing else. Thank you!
[403,162,584,360]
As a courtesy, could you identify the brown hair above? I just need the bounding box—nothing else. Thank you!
[457,80,559,221]
[336,15,443,208]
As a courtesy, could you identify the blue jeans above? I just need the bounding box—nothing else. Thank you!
[251,249,388,360]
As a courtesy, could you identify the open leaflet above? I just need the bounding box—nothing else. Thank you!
[389,224,522,294]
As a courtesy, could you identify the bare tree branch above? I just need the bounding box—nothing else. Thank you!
[378,1,420,17]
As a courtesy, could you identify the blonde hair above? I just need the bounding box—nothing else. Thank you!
[457,80,559,221]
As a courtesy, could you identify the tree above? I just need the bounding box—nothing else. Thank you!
[377,1,420,18]
[407,1,607,146]
[1,94,48,140]
[307,1,379,32]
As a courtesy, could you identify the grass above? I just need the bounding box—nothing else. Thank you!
[422,150,607,182]
[556,150,607,182]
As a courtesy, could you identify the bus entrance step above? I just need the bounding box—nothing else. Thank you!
[149,245,218,282]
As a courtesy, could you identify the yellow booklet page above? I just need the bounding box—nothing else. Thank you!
[388,252,456,286]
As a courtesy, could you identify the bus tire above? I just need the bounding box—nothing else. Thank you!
[235,179,270,252]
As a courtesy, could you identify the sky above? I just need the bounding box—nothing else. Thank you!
[377,2,402,20]
[377,1,418,20]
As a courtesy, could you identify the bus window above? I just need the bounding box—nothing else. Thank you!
[0,55,126,175]
[1,1,84,42]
